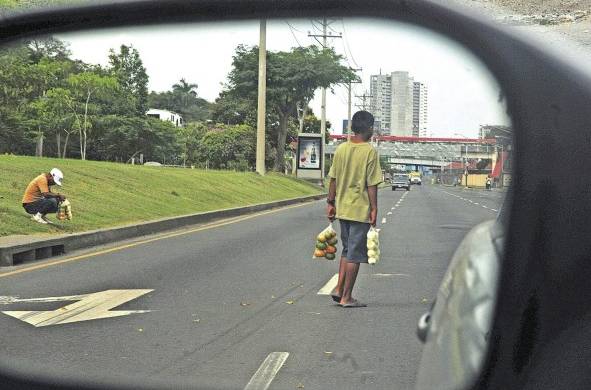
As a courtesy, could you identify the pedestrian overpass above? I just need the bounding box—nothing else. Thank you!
[326,135,502,171]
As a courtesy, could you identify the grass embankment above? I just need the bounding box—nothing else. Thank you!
[0,155,324,237]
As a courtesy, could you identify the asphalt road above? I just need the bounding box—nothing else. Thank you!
[0,183,504,390]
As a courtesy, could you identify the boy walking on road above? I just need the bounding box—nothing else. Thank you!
[326,111,382,308]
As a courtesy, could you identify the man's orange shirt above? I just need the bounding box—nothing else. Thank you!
[22,174,50,204]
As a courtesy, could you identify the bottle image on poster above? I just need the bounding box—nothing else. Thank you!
[298,138,321,169]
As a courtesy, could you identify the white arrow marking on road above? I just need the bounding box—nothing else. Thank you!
[2,289,153,327]
[317,274,339,295]
[244,352,289,390]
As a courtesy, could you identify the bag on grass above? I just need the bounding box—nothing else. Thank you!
[367,226,380,264]
[312,222,338,260]
[56,199,72,221]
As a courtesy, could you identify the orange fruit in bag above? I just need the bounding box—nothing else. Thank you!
[325,246,337,254]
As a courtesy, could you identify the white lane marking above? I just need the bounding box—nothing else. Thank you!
[244,352,289,390]
[381,217,387,224]
[317,274,339,295]
[391,207,395,210]
[2,289,152,327]
[482,206,489,209]
[0,295,87,305]
[491,209,498,212]
[474,202,479,205]
[372,273,410,277]
[387,212,392,215]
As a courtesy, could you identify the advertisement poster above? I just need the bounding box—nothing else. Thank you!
[298,137,321,170]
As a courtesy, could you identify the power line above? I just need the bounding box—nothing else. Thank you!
[285,20,305,34]
[341,20,360,69]
[284,20,303,48]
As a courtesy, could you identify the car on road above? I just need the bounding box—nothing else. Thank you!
[409,171,422,185]
[391,173,411,191]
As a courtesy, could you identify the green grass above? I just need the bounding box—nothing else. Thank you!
[0,155,324,237]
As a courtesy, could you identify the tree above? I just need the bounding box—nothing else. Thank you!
[26,37,71,63]
[108,44,149,115]
[302,111,331,144]
[67,72,119,160]
[175,122,209,166]
[149,79,212,123]
[30,88,77,157]
[91,116,179,162]
[222,45,357,171]
[197,124,256,169]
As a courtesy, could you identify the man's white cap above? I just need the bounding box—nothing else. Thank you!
[50,168,63,186]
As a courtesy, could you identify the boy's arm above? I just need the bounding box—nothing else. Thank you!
[327,178,336,221]
[368,185,378,226]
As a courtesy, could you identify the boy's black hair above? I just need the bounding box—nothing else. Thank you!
[351,111,374,134]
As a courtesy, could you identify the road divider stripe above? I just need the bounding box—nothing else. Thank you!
[244,352,289,390]
[317,274,339,295]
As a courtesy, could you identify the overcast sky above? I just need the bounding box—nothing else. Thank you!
[58,17,510,138]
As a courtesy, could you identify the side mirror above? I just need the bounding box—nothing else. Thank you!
[416,220,504,390]
[416,310,431,343]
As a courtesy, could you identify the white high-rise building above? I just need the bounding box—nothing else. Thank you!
[369,71,428,137]
[369,74,391,135]
[413,82,428,137]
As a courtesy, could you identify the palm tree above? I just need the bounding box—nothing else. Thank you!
[172,78,198,110]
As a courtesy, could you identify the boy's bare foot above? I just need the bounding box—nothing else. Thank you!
[340,299,367,308]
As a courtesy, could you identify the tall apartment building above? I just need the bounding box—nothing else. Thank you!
[369,74,391,135]
[413,82,428,137]
[369,71,428,137]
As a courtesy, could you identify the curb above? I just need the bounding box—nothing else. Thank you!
[0,193,326,267]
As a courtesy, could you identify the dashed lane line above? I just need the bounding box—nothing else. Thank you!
[317,274,339,295]
[441,189,498,214]
[244,352,289,390]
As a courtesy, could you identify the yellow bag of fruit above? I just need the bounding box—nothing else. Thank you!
[367,227,380,264]
[312,223,338,260]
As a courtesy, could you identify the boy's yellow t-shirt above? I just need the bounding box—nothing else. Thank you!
[328,141,382,223]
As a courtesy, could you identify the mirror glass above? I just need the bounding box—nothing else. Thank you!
[0,17,511,389]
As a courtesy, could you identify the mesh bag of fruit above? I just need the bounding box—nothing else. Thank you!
[367,227,380,264]
[313,223,338,260]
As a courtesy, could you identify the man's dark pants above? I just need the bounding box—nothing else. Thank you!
[23,198,59,215]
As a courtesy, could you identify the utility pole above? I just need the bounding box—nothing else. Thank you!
[256,19,267,176]
[309,18,341,180]
[346,68,362,139]
[355,91,373,111]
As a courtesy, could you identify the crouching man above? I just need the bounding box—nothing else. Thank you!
[22,168,66,224]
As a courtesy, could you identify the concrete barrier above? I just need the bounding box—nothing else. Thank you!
[0,193,326,267]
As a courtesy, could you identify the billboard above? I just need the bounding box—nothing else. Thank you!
[298,136,322,170]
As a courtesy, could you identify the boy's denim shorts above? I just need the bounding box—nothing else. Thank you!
[339,219,371,263]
